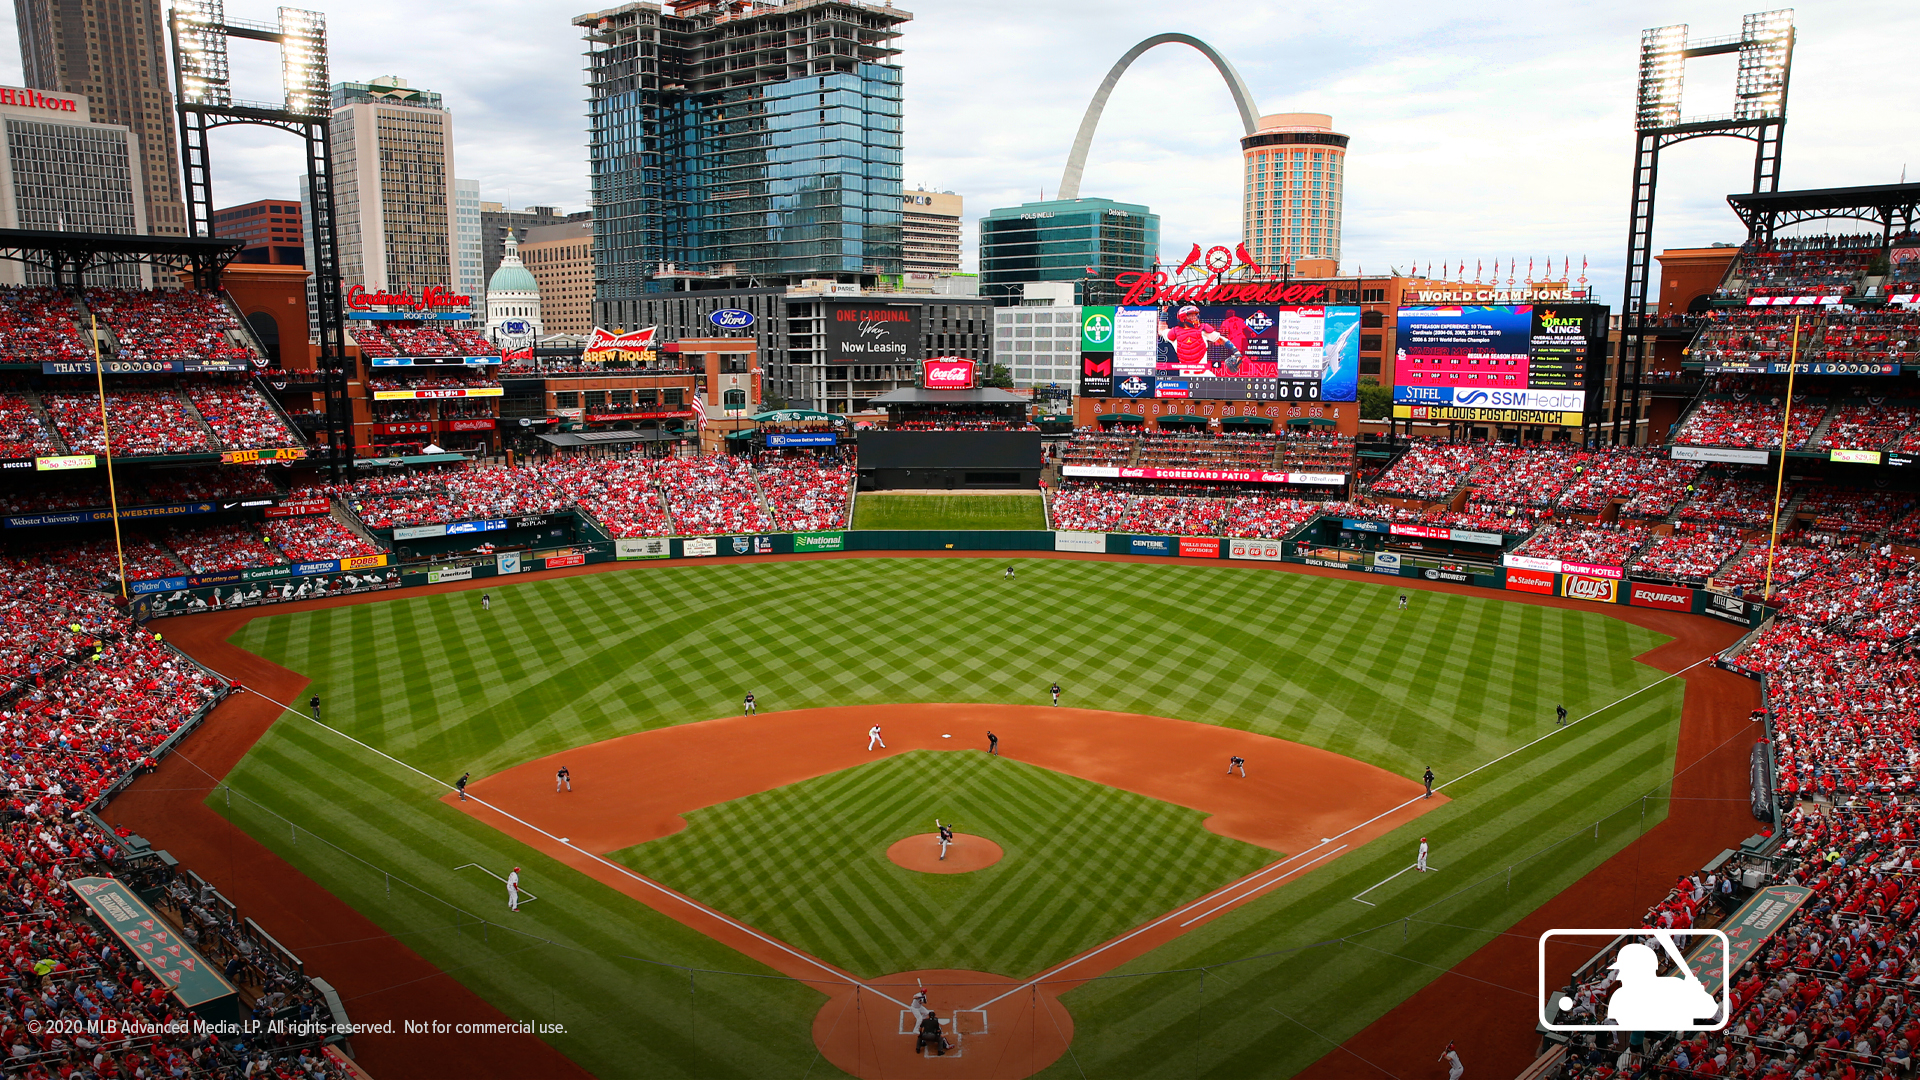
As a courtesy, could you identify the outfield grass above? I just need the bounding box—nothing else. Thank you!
[614,750,1275,976]
[850,492,1047,530]
[221,558,1685,1078]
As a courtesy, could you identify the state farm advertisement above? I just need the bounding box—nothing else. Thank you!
[1178,537,1220,558]
[1629,581,1692,611]
[1505,568,1556,594]
[1560,575,1620,603]
[923,357,975,389]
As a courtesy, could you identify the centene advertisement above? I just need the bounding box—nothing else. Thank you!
[1560,575,1619,603]
[1054,531,1105,553]
[1506,568,1557,594]
[1130,536,1172,555]
[1229,538,1284,561]
[1630,581,1692,611]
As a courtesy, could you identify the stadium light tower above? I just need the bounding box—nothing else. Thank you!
[170,1,353,477]
[1615,9,1794,444]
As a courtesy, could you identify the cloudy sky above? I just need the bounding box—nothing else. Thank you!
[4,0,1916,302]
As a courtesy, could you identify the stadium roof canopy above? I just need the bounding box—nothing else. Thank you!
[0,229,246,287]
[1727,183,1920,238]
[866,387,1029,405]
[536,429,680,448]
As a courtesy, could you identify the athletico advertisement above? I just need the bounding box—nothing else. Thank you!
[1630,581,1692,611]
[1506,568,1557,594]
[1560,575,1619,603]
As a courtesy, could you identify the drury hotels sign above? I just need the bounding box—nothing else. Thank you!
[824,304,923,364]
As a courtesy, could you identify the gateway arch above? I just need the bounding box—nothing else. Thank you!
[1057,33,1260,201]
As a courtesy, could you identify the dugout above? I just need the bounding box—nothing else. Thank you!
[858,387,1042,490]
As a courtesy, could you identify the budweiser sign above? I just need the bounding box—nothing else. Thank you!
[582,326,657,363]
[345,284,472,311]
[923,357,975,389]
[1115,270,1327,307]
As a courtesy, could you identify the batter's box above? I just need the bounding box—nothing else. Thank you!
[951,1009,987,1036]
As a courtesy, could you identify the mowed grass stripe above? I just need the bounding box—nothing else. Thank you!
[223,557,1687,1078]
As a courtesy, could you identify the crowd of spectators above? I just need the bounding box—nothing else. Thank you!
[653,456,773,535]
[1047,483,1225,535]
[261,515,381,563]
[0,286,92,364]
[757,458,851,532]
[888,407,1032,431]
[1674,398,1826,450]
[1135,431,1282,470]
[1512,524,1652,568]
[1713,539,1853,592]
[350,323,500,358]
[1554,449,1704,519]
[1220,496,1358,540]
[44,389,213,457]
[365,375,501,393]
[84,289,255,364]
[1677,476,1779,530]
[564,459,671,539]
[1369,442,1485,501]
[1798,488,1914,537]
[1818,312,1920,366]
[0,392,58,459]
[1718,233,1879,298]
[184,383,297,451]
[1632,529,1742,582]
[1818,401,1920,451]
[163,524,288,575]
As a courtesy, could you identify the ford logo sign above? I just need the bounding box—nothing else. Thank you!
[710,309,755,330]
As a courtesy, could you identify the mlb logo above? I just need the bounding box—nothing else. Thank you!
[1539,929,1729,1032]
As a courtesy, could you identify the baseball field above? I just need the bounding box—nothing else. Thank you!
[169,556,1695,1078]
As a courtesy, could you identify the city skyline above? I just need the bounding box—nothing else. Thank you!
[1,0,1915,305]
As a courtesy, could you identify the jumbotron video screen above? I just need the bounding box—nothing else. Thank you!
[1390,303,1607,426]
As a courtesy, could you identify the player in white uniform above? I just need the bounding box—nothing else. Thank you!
[1417,837,1430,873]
[507,867,521,911]
[867,724,886,750]
[1439,1042,1463,1080]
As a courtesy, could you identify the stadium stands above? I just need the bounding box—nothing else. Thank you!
[1369,442,1483,500]
[1716,233,1879,299]
[1135,431,1279,469]
[757,458,852,532]
[1674,398,1824,450]
[1512,523,1652,568]
[262,515,382,563]
[0,285,93,363]
[44,389,213,456]
[567,460,672,539]
[1220,495,1359,540]
[654,456,773,535]
[1676,476,1778,530]
[1632,529,1741,582]
[84,288,254,363]
[0,391,58,458]
[1817,401,1920,450]
[1554,449,1704,519]
[184,382,298,451]
[350,322,501,358]
[163,523,288,574]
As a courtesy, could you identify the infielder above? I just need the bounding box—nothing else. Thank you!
[867,724,886,751]
[743,692,756,715]
[1439,1041,1463,1080]
[507,867,521,912]
[556,765,571,793]
[1227,754,1246,777]
[937,820,954,860]
[1417,837,1430,873]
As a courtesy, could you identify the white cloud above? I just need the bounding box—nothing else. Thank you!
[0,0,1913,305]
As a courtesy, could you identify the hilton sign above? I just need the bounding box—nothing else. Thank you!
[0,88,78,113]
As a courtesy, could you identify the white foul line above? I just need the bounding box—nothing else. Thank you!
[233,684,909,1009]
[1351,862,1439,907]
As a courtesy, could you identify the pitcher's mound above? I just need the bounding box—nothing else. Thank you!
[887,833,1003,874]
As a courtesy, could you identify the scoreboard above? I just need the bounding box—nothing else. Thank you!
[1391,304,1607,426]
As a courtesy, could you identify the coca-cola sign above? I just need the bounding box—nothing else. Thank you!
[923,357,975,389]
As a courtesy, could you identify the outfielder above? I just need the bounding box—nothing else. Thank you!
[937,820,954,860]
[482,593,491,611]
[1417,837,1430,873]
[507,867,521,912]
[1050,682,1061,707]
[868,724,886,751]
[743,692,756,715]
